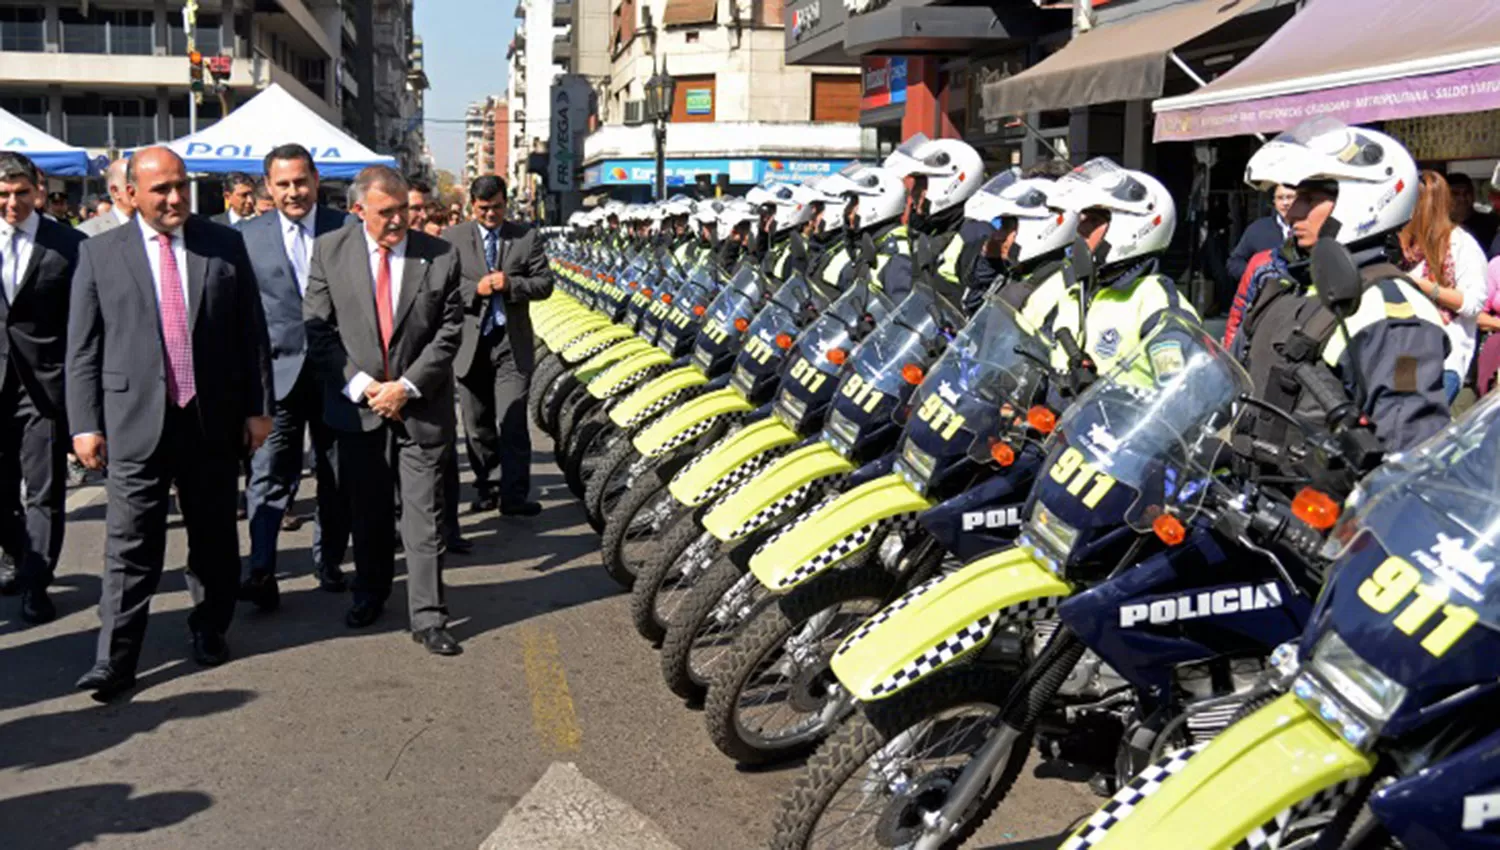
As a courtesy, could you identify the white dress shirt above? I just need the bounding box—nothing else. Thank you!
[278,208,317,295]
[345,229,420,402]
[137,215,190,310]
[112,205,131,226]
[0,210,39,304]
[1415,227,1490,375]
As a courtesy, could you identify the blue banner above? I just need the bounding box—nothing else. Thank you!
[582,157,853,189]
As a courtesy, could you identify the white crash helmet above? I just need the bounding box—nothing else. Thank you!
[664,195,696,218]
[1049,158,1176,268]
[789,177,844,235]
[717,199,760,241]
[965,170,1078,265]
[820,162,905,232]
[883,133,984,215]
[692,199,724,229]
[746,178,805,232]
[1245,117,1416,245]
[567,211,590,230]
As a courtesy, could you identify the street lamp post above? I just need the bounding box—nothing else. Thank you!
[643,57,676,201]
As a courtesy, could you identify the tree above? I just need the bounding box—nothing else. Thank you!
[434,169,465,211]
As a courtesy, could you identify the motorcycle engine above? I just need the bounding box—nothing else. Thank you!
[1031,621,1129,699]
[1176,658,1267,746]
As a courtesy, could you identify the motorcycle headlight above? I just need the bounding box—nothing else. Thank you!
[731,365,755,398]
[1024,502,1078,569]
[692,346,714,372]
[823,409,859,455]
[776,393,808,429]
[896,440,937,493]
[1295,630,1407,749]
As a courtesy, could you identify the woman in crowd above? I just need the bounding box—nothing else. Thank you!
[1399,171,1489,403]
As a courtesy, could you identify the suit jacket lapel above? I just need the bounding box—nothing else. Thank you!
[186,235,208,332]
[122,227,157,321]
[392,237,427,335]
[346,231,380,343]
[15,229,44,300]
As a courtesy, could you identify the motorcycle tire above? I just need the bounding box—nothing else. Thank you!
[555,382,601,461]
[769,666,1028,850]
[704,561,893,766]
[659,555,769,702]
[631,506,715,643]
[541,371,581,440]
[528,351,566,432]
[584,440,651,533]
[562,407,615,499]
[599,478,677,589]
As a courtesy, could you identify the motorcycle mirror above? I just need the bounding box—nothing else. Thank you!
[1310,238,1362,319]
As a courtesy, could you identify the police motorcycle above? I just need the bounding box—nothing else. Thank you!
[697,173,1082,765]
[767,317,1357,850]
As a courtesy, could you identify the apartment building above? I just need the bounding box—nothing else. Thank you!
[463,95,509,185]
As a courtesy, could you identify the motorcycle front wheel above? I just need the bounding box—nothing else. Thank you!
[659,556,769,702]
[629,504,710,642]
[528,351,566,432]
[599,480,679,589]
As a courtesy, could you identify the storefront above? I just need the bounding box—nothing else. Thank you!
[581,157,854,200]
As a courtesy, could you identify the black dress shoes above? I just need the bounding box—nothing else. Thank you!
[500,500,543,517]
[469,494,499,514]
[237,572,280,612]
[280,512,305,532]
[445,534,473,555]
[413,626,462,656]
[76,662,136,701]
[316,566,347,593]
[191,630,230,667]
[19,587,56,624]
[345,599,383,628]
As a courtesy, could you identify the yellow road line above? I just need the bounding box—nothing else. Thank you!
[519,625,583,753]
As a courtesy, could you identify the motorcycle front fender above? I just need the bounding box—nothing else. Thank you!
[1067,693,1374,849]
[609,366,709,428]
[700,441,854,542]
[668,417,802,508]
[748,473,932,593]
[632,387,751,458]
[587,347,675,399]
[830,547,1072,702]
[560,324,634,362]
[574,337,652,380]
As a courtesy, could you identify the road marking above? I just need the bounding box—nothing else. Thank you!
[65,484,105,514]
[478,762,680,850]
[519,626,583,753]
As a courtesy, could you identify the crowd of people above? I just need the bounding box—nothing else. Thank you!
[0,143,550,701]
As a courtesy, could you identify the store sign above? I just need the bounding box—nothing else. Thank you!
[548,75,591,192]
[790,0,821,37]
[685,88,713,116]
[968,52,1026,135]
[861,57,908,111]
[584,158,853,188]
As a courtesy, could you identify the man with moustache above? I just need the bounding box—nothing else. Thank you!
[211,172,256,227]
[68,147,272,699]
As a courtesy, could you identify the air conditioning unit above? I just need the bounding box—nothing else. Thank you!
[624,99,645,125]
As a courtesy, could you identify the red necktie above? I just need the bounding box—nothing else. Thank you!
[375,245,394,379]
[156,233,196,406]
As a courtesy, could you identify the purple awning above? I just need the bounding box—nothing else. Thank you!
[1153,0,1500,142]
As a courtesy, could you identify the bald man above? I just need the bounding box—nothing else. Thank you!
[67,146,272,699]
[76,158,135,237]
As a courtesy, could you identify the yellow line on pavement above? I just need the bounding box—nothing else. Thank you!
[519,625,583,753]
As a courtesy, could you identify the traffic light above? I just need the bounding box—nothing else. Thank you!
[189,50,204,92]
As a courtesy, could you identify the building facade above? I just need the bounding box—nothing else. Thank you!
[463,95,509,185]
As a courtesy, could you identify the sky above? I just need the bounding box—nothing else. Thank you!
[414,1,518,177]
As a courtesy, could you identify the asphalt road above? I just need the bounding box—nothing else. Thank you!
[0,426,1096,850]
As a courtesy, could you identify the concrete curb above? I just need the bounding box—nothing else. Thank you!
[479,762,682,850]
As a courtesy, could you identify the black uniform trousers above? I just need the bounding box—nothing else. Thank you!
[458,327,531,508]
[97,400,240,672]
[0,365,66,590]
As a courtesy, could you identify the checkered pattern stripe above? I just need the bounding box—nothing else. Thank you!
[569,338,615,362]
[695,446,792,506]
[599,362,669,399]
[1233,778,1362,850]
[994,595,1064,626]
[1060,746,1205,850]
[834,576,946,658]
[771,509,921,591]
[646,411,747,459]
[866,611,999,698]
[623,388,685,429]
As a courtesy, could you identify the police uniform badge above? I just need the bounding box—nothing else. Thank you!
[1095,328,1120,359]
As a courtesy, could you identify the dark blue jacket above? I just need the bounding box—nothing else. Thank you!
[1227,215,1287,282]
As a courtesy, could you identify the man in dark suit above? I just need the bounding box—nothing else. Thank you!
[210,172,256,227]
[237,144,352,610]
[303,166,464,656]
[68,147,273,699]
[445,176,552,516]
[0,152,87,623]
[1227,183,1296,282]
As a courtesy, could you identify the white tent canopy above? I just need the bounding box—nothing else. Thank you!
[0,106,90,176]
[166,84,395,179]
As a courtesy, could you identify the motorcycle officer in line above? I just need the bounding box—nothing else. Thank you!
[879,134,985,303]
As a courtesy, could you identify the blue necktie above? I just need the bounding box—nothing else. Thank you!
[481,228,506,335]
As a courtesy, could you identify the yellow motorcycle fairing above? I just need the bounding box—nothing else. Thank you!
[560,324,634,362]
[1070,694,1374,849]
[830,547,1072,701]
[586,347,674,399]
[573,337,651,379]
[700,441,854,541]
[632,387,751,457]
[536,306,597,348]
[608,366,708,427]
[748,473,932,591]
[669,418,802,508]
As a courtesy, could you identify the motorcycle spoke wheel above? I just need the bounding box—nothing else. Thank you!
[600,483,677,588]
[655,530,720,629]
[629,505,703,642]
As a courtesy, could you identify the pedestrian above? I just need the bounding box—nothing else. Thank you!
[211,171,257,227]
[1400,170,1488,404]
[445,176,551,517]
[1446,172,1499,258]
[1227,183,1295,281]
[93,197,112,220]
[0,152,87,623]
[68,146,273,700]
[76,158,135,237]
[302,165,465,655]
[252,178,275,217]
[45,191,73,225]
[237,143,353,612]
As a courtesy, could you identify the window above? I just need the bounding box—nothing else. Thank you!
[811,74,860,123]
[169,14,223,55]
[0,96,48,132]
[0,8,45,53]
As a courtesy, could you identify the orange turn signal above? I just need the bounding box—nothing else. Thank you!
[990,441,1015,467]
[1153,513,1186,546]
[642,288,654,297]
[775,333,794,350]
[1292,487,1340,531]
[661,293,673,304]
[734,318,751,332]
[901,364,925,385]
[826,347,848,366]
[692,305,706,316]
[1027,406,1057,435]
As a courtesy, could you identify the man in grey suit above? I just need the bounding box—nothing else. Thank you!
[445,176,552,516]
[68,147,273,699]
[75,158,135,238]
[303,166,464,656]
[238,144,351,610]
[210,172,256,227]
[0,152,87,624]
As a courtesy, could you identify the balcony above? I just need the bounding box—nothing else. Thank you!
[584,121,873,163]
[0,13,45,52]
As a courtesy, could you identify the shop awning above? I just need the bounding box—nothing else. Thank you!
[1153,0,1500,141]
[981,0,1263,119]
[843,5,1017,57]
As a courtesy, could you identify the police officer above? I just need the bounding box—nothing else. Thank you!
[1233,118,1449,454]
[818,162,908,290]
[879,134,985,302]
[961,170,1078,314]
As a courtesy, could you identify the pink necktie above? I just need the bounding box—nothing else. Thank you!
[156,233,196,407]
